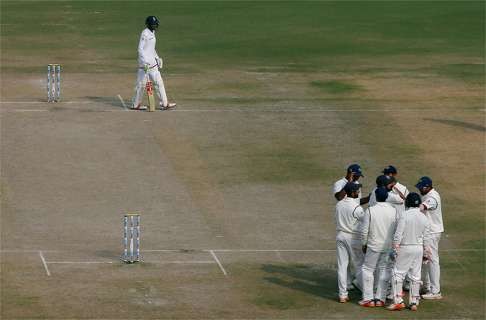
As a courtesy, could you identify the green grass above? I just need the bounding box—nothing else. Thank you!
[1,1,484,72]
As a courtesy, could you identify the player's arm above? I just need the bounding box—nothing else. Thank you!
[360,194,370,205]
[389,187,405,203]
[392,216,405,250]
[138,32,149,67]
[420,197,438,213]
[360,209,371,252]
[334,189,346,201]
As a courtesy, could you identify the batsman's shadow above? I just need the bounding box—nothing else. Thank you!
[85,96,126,109]
[261,264,358,302]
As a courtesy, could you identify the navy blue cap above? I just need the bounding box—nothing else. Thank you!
[347,164,363,177]
[415,176,432,189]
[344,182,361,194]
[376,175,395,187]
[383,165,397,175]
[405,192,422,208]
[375,187,389,202]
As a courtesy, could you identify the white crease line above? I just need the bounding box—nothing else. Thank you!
[143,249,190,252]
[11,109,48,112]
[48,261,113,264]
[208,249,337,252]
[0,101,93,104]
[38,251,51,276]
[146,261,215,264]
[117,94,128,111]
[209,250,228,276]
[276,251,286,263]
[1,249,59,253]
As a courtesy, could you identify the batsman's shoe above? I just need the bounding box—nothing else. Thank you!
[159,102,177,110]
[338,296,349,303]
[409,303,418,311]
[421,292,442,300]
[386,302,406,311]
[358,300,375,308]
[131,104,148,111]
[374,300,385,307]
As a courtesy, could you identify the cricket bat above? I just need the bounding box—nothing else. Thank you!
[145,81,156,112]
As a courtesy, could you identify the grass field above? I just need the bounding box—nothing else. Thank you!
[1,0,485,319]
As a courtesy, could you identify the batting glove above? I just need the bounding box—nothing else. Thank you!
[143,64,150,73]
[156,57,163,69]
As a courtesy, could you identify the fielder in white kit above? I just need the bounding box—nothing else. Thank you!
[383,165,409,217]
[416,176,444,300]
[131,16,176,111]
[334,182,366,302]
[387,192,431,311]
[359,187,398,308]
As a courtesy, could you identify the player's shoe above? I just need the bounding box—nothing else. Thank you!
[159,102,177,110]
[386,302,406,311]
[131,104,148,111]
[421,292,442,300]
[338,296,349,303]
[358,300,375,307]
[409,303,418,311]
[374,300,385,307]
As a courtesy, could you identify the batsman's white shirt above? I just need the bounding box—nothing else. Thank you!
[421,189,443,234]
[393,208,431,246]
[138,28,160,67]
[361,202,398,252]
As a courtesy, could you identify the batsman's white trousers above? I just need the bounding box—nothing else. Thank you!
[336,231,364,297]
[132,68,168,107]
[422,233,441,294]
[391,245,423,305]
[362,248,391,302]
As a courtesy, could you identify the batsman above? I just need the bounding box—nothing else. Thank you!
[131,16,176,111]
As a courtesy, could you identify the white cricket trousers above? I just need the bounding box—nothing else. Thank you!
[132,68,168,108]
[362,248,391,302]
[336,231,364,297]
[391,245,423,305]
[422,233,441,294]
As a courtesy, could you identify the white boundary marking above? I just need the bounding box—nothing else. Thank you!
[117,94,128,111]
[38,251,51,276]
[209,250,228,276]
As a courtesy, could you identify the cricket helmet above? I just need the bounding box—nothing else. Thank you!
[145,16,160,28]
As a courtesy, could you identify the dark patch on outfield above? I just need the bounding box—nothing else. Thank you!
[423,118,486,132]
[310,80,363,94]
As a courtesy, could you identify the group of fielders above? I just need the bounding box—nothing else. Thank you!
[333,164,443,311]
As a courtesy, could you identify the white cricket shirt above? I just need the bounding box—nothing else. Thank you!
[393,208,431,246]
[138,28,159,67]
[361,202,398,252]
[421,188,444,233]
[332,178,362,199]
[335,197,365,236]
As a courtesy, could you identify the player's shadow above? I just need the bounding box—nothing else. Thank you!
[85,96,126,109]
[423,118,486,132]
[262,264,349,301]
